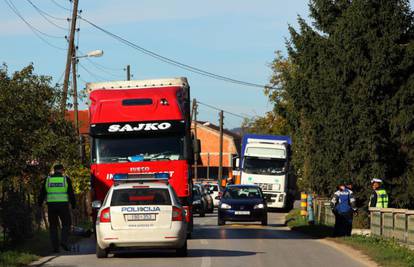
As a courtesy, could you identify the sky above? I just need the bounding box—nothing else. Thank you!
[2,1,410,129]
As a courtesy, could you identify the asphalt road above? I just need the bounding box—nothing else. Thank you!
[31,211,368,267]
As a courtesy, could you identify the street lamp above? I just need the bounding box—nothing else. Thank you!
[72,49,104,162]
[75,49,104,59]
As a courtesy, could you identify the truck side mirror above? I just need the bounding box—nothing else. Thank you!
[91,200,102,209]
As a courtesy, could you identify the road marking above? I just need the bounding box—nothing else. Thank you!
[200,239,208,245]
[201,255,211,267]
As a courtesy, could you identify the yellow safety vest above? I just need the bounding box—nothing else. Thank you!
[375,189,388,208]
[45,176,69,203]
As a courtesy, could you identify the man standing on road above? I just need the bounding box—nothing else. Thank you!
[331,180,357,237]
[369,178,388,208]
[39,164,76,253]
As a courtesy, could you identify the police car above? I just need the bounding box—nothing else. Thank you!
[93,174,188,258]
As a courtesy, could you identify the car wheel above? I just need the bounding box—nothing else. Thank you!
[176,240,188,257]
[96,243,108,258]
[218,218,225,226]
[261,216,268,226]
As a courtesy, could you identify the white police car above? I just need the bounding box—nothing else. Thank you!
[93,175,187,258]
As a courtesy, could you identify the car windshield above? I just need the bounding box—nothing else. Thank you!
[243,157,286,175]
[93,135,184,163]
[223,187,262,199]
[111,188,171,206]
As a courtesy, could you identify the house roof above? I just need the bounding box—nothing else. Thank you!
[65,110,89,135]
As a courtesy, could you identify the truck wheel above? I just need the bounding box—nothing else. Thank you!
[96,243,108,258]
[218,218,225,226]
[261,216,268,226]
[176,240,188,257]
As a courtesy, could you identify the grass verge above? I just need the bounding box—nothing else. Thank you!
[0,228,86,267]
[287,209,414,267]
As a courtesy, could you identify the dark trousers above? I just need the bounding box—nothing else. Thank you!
[333,211,353,237]
[47,203,72,250]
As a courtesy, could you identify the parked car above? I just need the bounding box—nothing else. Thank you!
[217,184,267,226]
[195,184,214,213]
[192,185,207,217]
[203,182,220,207]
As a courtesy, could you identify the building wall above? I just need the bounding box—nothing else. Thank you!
[191,122,239,168]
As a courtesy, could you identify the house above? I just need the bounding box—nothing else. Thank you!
[191,121,241,180]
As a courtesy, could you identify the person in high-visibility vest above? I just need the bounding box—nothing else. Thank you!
[38,164,76,253]
[369,178,388,208]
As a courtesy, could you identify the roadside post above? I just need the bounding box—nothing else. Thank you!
[300,192,308,217]
[307,193,315,224]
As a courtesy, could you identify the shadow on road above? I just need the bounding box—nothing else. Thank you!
[113,248,259,258]
[192,226,316,240]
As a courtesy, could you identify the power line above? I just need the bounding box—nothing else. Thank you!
[4,0,66,50]
[26,0,68,30]
[50,0,71,12]
[78,16,277,90]
[78,61,107,81]
[76,49,124,79]
[197,101,250,120]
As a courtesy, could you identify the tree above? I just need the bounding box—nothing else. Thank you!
[264,0,414,207]
[0,64,80,243]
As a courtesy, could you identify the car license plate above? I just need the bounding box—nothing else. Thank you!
[125,213,156,221]
[235,211,250,215]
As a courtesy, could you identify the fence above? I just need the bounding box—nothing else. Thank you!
[369,208,414,245]
[313,198,335,226]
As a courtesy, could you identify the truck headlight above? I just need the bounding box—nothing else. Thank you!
[220,203,231,209]
[193,200,201,205]
[254,203,265,209]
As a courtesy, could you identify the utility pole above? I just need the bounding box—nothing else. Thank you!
[126,65,131,80]
[61,0,79,114]
[192,99,198,180]
[218,110,224,185]
[71,45,79,136]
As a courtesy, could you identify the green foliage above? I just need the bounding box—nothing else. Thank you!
[340,236,414,267]
[0,251,38,267]
[0,64,82,244]
[252,0,414,207]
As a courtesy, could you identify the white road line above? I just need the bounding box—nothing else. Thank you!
[200,238,211,267]
[201,255,211,267]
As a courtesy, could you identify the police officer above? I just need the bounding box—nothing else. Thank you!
[331,180,357,237]
[38,164,76,253]
[369,178,388,208]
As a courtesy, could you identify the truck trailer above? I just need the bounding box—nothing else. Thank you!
[87,77,194,233]
[237,134,294,210]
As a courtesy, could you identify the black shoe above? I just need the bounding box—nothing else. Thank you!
[60,243,70,251]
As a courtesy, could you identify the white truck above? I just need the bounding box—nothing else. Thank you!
[237,134,294,210]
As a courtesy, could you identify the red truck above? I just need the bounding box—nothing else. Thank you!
[87,77,195,234]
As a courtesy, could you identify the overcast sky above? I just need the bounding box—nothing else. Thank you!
[1,1,411,129]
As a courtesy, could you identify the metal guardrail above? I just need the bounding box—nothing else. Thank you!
[313,199,335,226]
[369,208,414,245]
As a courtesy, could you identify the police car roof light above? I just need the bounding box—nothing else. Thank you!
[113,173,170,185]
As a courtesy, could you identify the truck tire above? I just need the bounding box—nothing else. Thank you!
[96,243,108,258]
[176,240,188,257]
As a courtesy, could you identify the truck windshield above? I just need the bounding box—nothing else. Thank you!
[243,157,286,175]
[92,135,184,163]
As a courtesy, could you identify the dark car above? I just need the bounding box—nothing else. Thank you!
[218,185,267,226]
[192,185,207,217]
[196,184,214,213]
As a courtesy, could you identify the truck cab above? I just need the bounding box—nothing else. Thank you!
[239,135,292,209]
[87,77,194,233]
